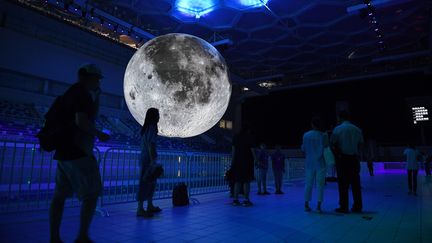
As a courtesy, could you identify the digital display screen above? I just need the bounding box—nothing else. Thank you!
[406,97,431,126]
[412,106,429,124]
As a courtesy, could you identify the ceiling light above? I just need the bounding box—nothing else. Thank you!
[175,0,218,18]
[258,81,278,89]
[239,0,270,7]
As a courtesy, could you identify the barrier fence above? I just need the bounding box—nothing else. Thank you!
[0,140,306,214]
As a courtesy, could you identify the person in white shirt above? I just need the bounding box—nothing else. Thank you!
[302,117,328,213]
[330,111,364,213]
[403,144,421,195]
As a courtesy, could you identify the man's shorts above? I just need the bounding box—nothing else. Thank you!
[54,156,102,201]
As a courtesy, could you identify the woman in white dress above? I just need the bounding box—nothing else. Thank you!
[302,117,328,213]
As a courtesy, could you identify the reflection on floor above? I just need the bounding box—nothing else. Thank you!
[1,172,431,243]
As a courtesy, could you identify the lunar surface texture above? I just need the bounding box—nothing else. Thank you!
[124,33,232,138]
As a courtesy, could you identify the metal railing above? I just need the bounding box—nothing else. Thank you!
[0,140,306,214]
[0,140,101,212]
[98,148,233,210]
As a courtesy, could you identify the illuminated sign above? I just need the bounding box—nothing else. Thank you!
[412,106,429,125]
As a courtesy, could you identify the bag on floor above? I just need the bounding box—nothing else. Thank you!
[172,183,189,206]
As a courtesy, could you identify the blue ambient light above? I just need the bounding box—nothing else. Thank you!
[239,0,269,8]
[176,0,218,18]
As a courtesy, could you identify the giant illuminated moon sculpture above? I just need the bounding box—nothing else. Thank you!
[124,33,232,138]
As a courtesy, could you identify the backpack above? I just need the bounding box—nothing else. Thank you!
[172,183,189,206]
[36,96,70,152]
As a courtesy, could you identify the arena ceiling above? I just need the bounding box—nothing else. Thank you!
[24,0,432,95]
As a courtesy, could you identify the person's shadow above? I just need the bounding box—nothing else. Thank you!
[316,210,379,217]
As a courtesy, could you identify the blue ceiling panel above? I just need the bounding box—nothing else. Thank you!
[250,27,288,42]
[235,11,277,30]
[297,4,348,25]
[266,0,314,17]
[133,0,173,12]
[290,53,321,64]
[238,0,270,8]
[352,44,379,58]
[318,43,352,56]
[348,30,377,45]
[308,32,347,46]
[235,40,272,52]
[138,14,180,34]
[175,0,219,18]
[263,46,299,59]
[298,44,317,52]
[220,29,249,42]
[274,35,302,46]
[78,0,431,87]
[199,7,240,29]
[174,23,214,37]
[329,15,369,34]
[225,0,270,10]
[295,25,323,40]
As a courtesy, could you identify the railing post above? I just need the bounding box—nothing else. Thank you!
[186,152,192,198]
[95,147,109,217]
[27,143,37,209]
[286,158,291,181]
[7,142,18,212]
[0,141,6,186]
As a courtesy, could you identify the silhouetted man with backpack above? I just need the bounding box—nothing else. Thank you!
[49,64,110,243]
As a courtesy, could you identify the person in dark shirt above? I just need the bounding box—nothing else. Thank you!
[231,124,256,206]
[256,143,270,195]
[50,64,110,243]
[365,139,377,176]
[271,145,285,194]
[136,108,161,218]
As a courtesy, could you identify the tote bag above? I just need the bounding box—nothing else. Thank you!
[323,147,335,168]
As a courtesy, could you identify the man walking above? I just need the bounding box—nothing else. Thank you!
[49,64,110,243]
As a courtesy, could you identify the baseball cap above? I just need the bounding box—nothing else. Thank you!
[78,63,104,79]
